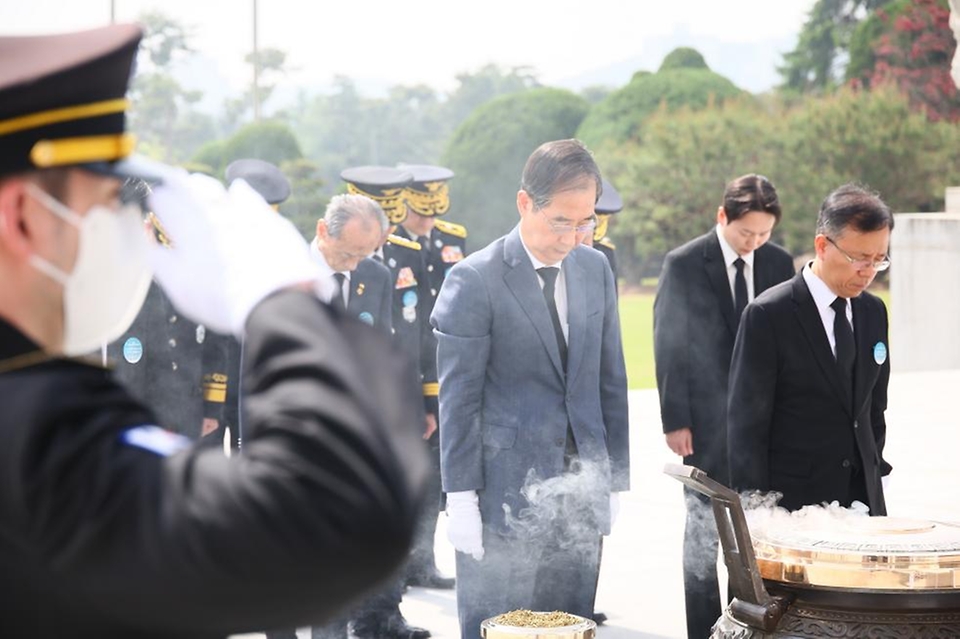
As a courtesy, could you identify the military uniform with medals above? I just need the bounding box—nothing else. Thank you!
[393,165,465,589]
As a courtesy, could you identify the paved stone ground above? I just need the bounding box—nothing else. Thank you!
[240,369,960,639]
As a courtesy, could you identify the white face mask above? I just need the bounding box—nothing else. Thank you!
[27,183,152,356]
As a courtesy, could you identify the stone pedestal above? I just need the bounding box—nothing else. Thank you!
[891,213,960,372]
[946,188,960,213]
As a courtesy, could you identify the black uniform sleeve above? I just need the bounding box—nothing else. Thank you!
[17,289,429,634]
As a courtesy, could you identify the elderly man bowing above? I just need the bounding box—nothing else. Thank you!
[431,139,629,639]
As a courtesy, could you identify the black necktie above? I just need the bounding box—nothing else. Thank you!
[734,257,748,320]
[831,296,855,399]
[537,267,567,371]
[332,273,347,311]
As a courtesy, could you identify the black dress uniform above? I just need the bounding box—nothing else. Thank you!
[393,165,466,589]
[108,280,207,439]
[593,178,623,296]
[0,24,427,638]
[108,213,216,441]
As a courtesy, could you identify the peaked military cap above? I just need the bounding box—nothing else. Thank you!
[340,166,413,225]
[226,158,291,205]
[595,178,623,214]
[399,164,454,217]
[0,24,158,181]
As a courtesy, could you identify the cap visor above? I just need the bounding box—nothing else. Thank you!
[80,154,167,185]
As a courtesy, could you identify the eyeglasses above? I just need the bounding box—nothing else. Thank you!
[825,236,891,272]
[537,208,597,235]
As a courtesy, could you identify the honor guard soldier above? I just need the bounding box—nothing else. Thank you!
[0,24,427,637]
[108,204,210,440]
[394,164,463,589]
[586,177,622,295]
[205,158,294,451]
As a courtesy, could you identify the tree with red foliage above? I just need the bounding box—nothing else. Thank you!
[849,0,960,122]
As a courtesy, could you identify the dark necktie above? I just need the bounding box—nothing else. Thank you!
[831,296,855,399]
[734,257,748,320]
[537,267,567,371]
[332,272,347,311]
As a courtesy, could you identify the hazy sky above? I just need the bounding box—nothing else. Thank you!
[3,0,816,95]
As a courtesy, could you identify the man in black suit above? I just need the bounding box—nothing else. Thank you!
[310,194,392,334]
[728,183,893,516]
[654,174,795,639]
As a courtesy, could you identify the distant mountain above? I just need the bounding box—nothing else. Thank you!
[553,31,797,94]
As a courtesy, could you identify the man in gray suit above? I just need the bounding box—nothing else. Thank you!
[431,139,629,639]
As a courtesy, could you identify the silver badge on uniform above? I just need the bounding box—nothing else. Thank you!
[388,257,397,268]
[196,324,206,344]
[434,238,443,249]
[403,306,417,323]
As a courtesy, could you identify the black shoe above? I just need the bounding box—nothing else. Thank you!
[592,612,607,626]
[404,567,455,590]
[352,615,431,639]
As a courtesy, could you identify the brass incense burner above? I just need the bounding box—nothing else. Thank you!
[480,611,596,639]
[665,464,960,639]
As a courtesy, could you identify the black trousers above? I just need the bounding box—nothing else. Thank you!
[682,488,723,639]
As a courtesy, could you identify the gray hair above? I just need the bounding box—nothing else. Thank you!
[323,193,389,238]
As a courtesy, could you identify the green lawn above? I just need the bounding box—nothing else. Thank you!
[619,293,656,390]
[618,287,892,391]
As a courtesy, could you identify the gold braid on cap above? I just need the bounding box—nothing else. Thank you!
[404,181,450,217]
[593,214,610,242]
[346,183,408,224]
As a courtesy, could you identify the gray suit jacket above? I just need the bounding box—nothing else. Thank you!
[431,226,629,535]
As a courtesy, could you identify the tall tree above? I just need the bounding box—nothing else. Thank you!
[127,11,215,163]
[848,0,959,122]
[442,88,590,248]
[778,0,895,93]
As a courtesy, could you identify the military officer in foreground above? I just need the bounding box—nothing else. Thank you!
[0,24,427,637]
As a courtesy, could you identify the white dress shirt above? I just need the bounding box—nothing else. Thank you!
[518,229,569,343]
[716,224,756,303]
[802,262,854,358]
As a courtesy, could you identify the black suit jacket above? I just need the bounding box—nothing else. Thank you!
[654,231,794,481]
[727,272,891,514]
[346,257,393,335]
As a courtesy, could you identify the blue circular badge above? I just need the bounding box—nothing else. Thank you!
[402,290,418,308]
[123,337,143,364]
[873,341,887,365]
[358,311,375,326]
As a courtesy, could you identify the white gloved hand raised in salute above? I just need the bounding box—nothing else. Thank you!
[445,490,484,561]
[146,168,324,335]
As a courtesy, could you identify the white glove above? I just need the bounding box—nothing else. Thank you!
[147,169,324,335]
[445,490,484,560]
[609,492,621,531]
